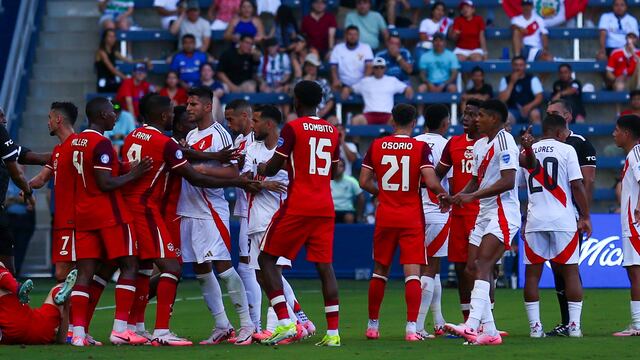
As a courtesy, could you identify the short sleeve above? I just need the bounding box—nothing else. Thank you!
[439,139,452,166]
[93,139,114,170]
[332,133,340,162]
[0,126,19,162]
[200,20,211,37]
[350,177,363,196]
[363,45,374,62]
[403,49,413,64]
[164,139,188,170]
[498,77,507,92]
[450,53,461,70]
[566,147,583,182]
[453,17,462,31]
[329,46,339,65]
[45,148,56,170]
[606,53,616,72]
[531,77,543,95]
[538,18,548,34]
[328,13,337,27]
[275,122,295,158]
[393,78,408,93]
[477,16,486,31]
[344,12,355,27]
[418,53,428,71]
[346,142,360,158]
[597,13,607,30]
[170,54,180,72]
[352,78,364,94]
[632,152,640,183]
[376,12,387,30]
[498,140,519,172]
[578,139,597,167]
[419,19,428,33]
[361,143,374,170]
[420,142,434,169]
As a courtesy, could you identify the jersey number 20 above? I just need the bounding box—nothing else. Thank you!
[528,157,559,194]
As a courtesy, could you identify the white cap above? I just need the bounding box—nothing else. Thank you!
[372,57,387,67]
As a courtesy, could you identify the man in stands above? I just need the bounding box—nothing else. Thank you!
[301,0,337,57]
[498,56,543,124]
[374,32,414,84]
[597,0,639,59]
[217,35,261,93]
[116,63,155,121]
[551,63,586,123]
[170,0,211,53]
[511,0,552,61]
[345,0,388,50]
[418,33,459,94]
[256,80,342,346]
[622,90,640,116]
[330,25,373,91]
[170,34,210,88]
[606,32,640,91]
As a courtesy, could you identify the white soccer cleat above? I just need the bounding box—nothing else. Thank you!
[568,322,583,338]
[416,330,435,340]
[151,331,193,346]
[199,327,235,345]
[301,320,316,337]
[71,336,89,347]
[234,326,255,346]
[86,334,103,346]
[613,325,640,337]
[529,322,546,338]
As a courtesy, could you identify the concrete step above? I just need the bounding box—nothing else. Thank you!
[35,48,95,66]
[29,78,94,98]
[46,1,100,18]
[39,32,100,49]
[32,64,94,82]
[24,95,87,115]
[43,16,99,32]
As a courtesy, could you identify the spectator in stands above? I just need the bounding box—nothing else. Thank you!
[343,57,413,125]
[345,0,389,50]
[256,0,280,15]
[223,0,265,43]
[217,35,261,93]
[331,159,365,224]
[170,0,211,52]
[160,71,189,106]
[450,0,487,61]
[330,25,374,90]
[292,53,336,123]
[511,0,552,61]
[95,29,141,93]
[606,32,640,91]
[418,1,452,51]
[154,0,182,30]
[208,0,241,30]
[597,0,639,60]
[268,5,298,50]
[375,31,413,83]
[258,38,292,93]
[97,0,134,30]
[498,55,543,124]
[291,35,321,79]
[301,0,337,58]
[336,124,360,177]
[198,62,225,97]
[104,101,137,155]
[418,33,459,93]
[621,89,640,116]
[115,63,156,120]
[385,0,417,29]
[461,66,493,108]
[552,63,586,123]
[170,34,210,88]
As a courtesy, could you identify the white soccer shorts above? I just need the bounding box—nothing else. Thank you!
[425,222,448,258]
[248,231,292,270]
[623,236,640,266]
[238,217,250,257]
[469,218,520,249]
[523,231,579,265]
[180,217,231,264]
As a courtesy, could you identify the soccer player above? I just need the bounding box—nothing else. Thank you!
[613,114,640,336]
[435,99,481,321]
[545,99,597,337]
[414,104,450,338]
[444,99,523,345]
[521,114,591,338]
[360,103,448,341]
[68,97,152,347]
[0,265,77,345]
[176,87,255,345]
[256,80,341,346]
[225,99,262,333]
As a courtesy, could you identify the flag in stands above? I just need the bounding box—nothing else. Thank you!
[503,0,588,27]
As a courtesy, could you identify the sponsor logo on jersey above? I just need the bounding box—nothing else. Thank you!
[100,154,110,164]
[502,153,510,164]
[176,150,184,160]
[277,137,284,147]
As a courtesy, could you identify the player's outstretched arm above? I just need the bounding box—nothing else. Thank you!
[422,167,450,212]
[518,126,536,169]
[174,162,256,188]
[465,168,516,202]
[94,157,153,192]
[358,166,379,196]
[18,150,51,166]
[192,163,239,178]
[434,162,451,180]
[258,153,286,178]
[6,160,34,208]
[183,145,240,164]
[570,179,592,238]
[28,166,53,189]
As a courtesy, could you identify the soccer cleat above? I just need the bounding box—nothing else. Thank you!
[545,323,569,337]
[613,325,640,337]
[277,323,306,345]
[498,329,509,337]
[18,279,33,304]
[71,336,90,347]
[54,269,77,305]
[474,333,502,345]
[86,334,103,346]
[529,322,545,338]
[365,328,379,340]
[417,330,435,340]
[405,332,422,341]
[301,320,316,337]
[315,334,341,347]
[433,325,446,337]
[200,327,235,345]
[234,326,255,346]
[136,330,154,345]
[568,322,583,338]
[109,330,148,345]
[252,330,272,341]
[151,332,193,346]
[444,323,477,343]
[66,330,73,344]
[261,323,297,345]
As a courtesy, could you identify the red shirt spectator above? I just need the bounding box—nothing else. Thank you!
[159,86,188,106]
[607,47,640,77]
[452,15,485,50]
[115,66,154,119]
[301,0,337,55]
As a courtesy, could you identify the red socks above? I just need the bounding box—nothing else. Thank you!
[70,285,90,329]
[368,274,387,320]
[0,267,18,293]
[324,299,339,331]
[85,276,107,332]
[114,278,136,322]
[128,269,151,328]
[405,276,421,322]
[268,290,289,321]
[155,272,179,330]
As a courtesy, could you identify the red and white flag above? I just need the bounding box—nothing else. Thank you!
[503,0,588,27]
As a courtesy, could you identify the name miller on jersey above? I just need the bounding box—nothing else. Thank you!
[71,138,88,147]
[302,123,335,132]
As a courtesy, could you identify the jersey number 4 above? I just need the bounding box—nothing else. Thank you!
[308,137,332,176]
[381,155,410,192]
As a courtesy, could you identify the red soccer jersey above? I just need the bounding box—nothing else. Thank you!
[121,126,188,211]
[606,48,640,77]
[275,116,340,217]
[439,134,479,216]
[362,135,433,228]
[161,170,182,220]
[71,129,132,231]
[46,133,78,230]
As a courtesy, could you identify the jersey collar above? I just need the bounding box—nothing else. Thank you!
[82,129,105,137]
[143,124,163,133]
[393,134,410,138]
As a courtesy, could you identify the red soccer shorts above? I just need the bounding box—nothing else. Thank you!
[131,209,180,260]
[51,229,75,263]
[0,294,60,344]
[448,213,477,263]
[75,223,137,260]
[373,226,427,266]
[262,212,334,263]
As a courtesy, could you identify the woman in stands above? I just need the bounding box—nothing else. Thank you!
[197,63,225,121]
[418,1,452,51]
[208,0,241,31]
[450,0,487,61]
[290,35,320,80]
[95,29,146,93]
[223,0,265,43]
[159,71,188,106]
[268,5,299,51]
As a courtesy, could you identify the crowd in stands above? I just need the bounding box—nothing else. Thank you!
[92,0,640,220]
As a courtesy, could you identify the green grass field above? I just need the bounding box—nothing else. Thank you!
[0,279,636,359]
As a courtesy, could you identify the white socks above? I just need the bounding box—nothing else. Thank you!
[417,276,435,332]
[237,262,262,331]
[406,321,417,334]
[266,306,277,332]
[568,301,582,328]
[368,319,379,329]
[632,301,640,328]
[431,274,445,326]
[219,267,253,328]
[113,319,127,333]
[467,280,491,330]
[196,271,231,329]
[525,301,540,327]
